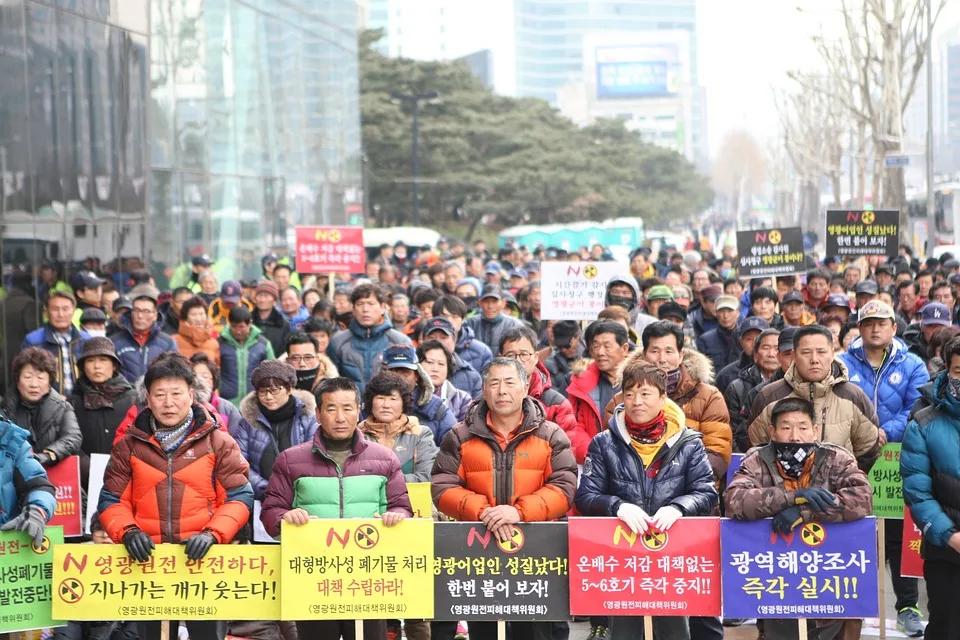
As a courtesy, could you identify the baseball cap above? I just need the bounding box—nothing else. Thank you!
[71,271,105,292]
[421,317,457,339]
[657,302,687,323]
[192,254,214,267]
[701,285,723,302]
[739,317,770,336]
[480,285,504,301]
[485,261,501,275]
[858,300,896,324]
[220,280,242,304]
[553,321,580,348]
[715,295,738,311]
[855,280,879,296]
[950,273,960,286]
[524,261,541,274]
[920,302,951,327]
[875,263,895,276]
[509,268,528,280]
[824,293,851,311]
[261,253,279,267]
[782,290,804,305]
[779,327,798,352]
[112,296,132,313]
[383,345,419,371]
[646,285,674,302]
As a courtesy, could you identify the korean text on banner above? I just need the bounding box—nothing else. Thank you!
[825,210,898,259]
[735,227,805,279]
[52,544,281,621]
[295,226,365,274]
[540,262,630,321]
[281,519,434,620]
[901,509,924,579]
[568,517,721,617]
[720,518,879,619]
[434,522,569,622]
[407,483,433,518]
[869,444,903,518]
[85,453,110,535]
[47,456,81,537]
[0,526,64,634]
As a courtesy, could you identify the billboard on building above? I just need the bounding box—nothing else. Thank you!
[595,44,680,99]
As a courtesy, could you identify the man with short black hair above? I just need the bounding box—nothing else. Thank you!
[803,269,831,314]
[544,320,582,397]
[271,263,293,293]
[749,287,783,329]
[285,332,331,392]
[725,329,781,452]
[219,306,275,404]
[160,287,194,335]
[110,287,179,383]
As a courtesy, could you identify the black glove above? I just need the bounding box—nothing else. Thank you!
[772,506,804,535]
[34,451,53,467]
[183,531,217,561]
[795,488,837,513]
[122,528,155,563]
[0,505,47,547]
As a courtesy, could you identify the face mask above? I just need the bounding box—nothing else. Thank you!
[295,367,320,392]
[85,329,107,338]
[609,295,635,311]
[461,296,478,310]
[772,442,816,479]
[665,368,683,396]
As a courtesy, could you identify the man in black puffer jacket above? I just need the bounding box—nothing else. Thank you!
[724,329,780,453]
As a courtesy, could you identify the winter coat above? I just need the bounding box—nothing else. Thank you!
[455,324,493,374]
[747,360,882,470]
[528,361,578,440]
[252,307,292,358]
[902,323,927,360]
[22,325,88,395]
[110,314,179,383]
[725,441,873,522]
[439,381,473,423]
[360,414,438,483]
[2,388,82,462]
[173,323,221,367]
[564,361,609,464]
[69,376,137,482]
[716,352,751,395]
[329,318,411,393]
[725,364,768,453]
[902,372,960,563]
[209,297,255,334]
[575,402,718,518]
[449,353,482,398]
[463,313,521,358]
[431,397,577,522]
[2,287,39,380]
[544,347,581,398]
[260,430,413,537]
[233,390,320,500]
[211,394,243,434]
[402,365,457,446]
[158,301,179,336]
[281,306,310,331]
[0,420,56,527]
[686,307,719,342]
[839,336,929,442]
[696,324,740,373]
[99,404,254,544]
[218,324,275,405]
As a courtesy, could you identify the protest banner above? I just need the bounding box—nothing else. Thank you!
[568,517,721,617]
[825,210,898,259]
[47,456,81,537]
[434,522,569,622]
[540,261,630,320]
[901,509,924,579]
[52,544,280,621]
[295,226,365,274]
[0,526,63,633]
[407,483,433,518]
[720,518,879,619]
[868,444,903,518]
[736,227,805,279]
[281,519,433,620]
[85,453,110,535]
[252,501,277,544]
[726,453,745,487]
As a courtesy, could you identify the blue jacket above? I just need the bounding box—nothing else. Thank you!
[456,324,492,374]
[281,306,310,331]
[696,324,739,373]
[902,372,960,554]
[110,314,179,383]
[449,353,482,398]
[575,404,718,517]
[218,325,275,405]
[22,325,88,395]
[839,337,929,442]
[329,318,410,393]
[0,421,56,527]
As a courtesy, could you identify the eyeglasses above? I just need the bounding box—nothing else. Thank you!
[502,351,535,362]
[132,307,156,315]
[288,354,318,365]
[256,387,286,398]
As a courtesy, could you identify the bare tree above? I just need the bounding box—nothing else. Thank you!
[711,130,767,216]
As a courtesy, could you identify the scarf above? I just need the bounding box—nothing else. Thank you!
[77,376,130,410]
[665,368,683,396]
[625,411,667,445]
[152,412,194,453]
[295,367,319,392]
[773,442,817,480]
[259,396,297,425]
[948,375,960,399]
[608,295,635,311]
[361,416,410,451]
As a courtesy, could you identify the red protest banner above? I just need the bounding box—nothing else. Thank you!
[47,456,81,536]
[568,517,721,617]
[901,509,924,579]
[295,226,365,274]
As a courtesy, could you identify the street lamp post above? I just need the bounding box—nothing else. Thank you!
[926,0,936,253]
[391,91,440,226]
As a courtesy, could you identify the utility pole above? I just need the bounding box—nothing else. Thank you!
[926,0,936,253]
[391,91,440,226]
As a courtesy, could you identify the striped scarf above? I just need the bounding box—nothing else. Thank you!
[151,412,194,453]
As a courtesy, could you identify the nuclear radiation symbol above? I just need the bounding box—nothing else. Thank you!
[800,522,826,547]
[32,535,50,554]
[641,529,668,552]
[354,524,380,550]
[58,578,84,604]
[496,527,525,554]
[768,230,782,245]
[862,211,875,224]
[583,265,599,279]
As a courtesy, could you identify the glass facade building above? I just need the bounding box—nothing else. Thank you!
[0,0,362,289]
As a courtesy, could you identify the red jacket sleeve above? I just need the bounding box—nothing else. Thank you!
[112,404,140,447]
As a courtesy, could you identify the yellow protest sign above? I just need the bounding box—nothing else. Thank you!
[407,483,433,518]
[281,519,434,620]
[52,544,281,621]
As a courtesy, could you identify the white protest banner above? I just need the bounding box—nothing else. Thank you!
[85,453,110,535]
[540,261,630,320]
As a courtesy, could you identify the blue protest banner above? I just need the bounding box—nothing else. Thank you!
[720,518,878,619]
[726,453,744,487]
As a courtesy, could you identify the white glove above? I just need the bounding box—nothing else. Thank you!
[649,506,683,531]
[616,503,650,535]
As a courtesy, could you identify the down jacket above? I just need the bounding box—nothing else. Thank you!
[455,324,493,375]
[110,314,179,383]
[0,420,56,527]
[398,364,457,447]
[575,402,718,518]
[252,307,292,358]
[724,364,768,453]
[564,361,609,464]
[260,430,413,538]
[431,397,577,523]
[528,361,578,438]
[449,353,482,399]
[329,318,411,393]
[359,414,439,483]
[219,324,275,405]
[463,313,522,361]
[2,388,82,463]
[725,442,873,522]
[173,323,221,367]
[696,324,739,373]
[233,390,320,500]
[747,360,882,470]
[838,336,929,442]
[438,380,473,423]
[98,404,253,544]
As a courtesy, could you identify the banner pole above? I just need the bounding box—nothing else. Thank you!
[878,517,887,640]
[160,620,169,640]
[329,272,336,302]
[643,616,654,639]
[355,619,364,640]
[497,620,506,640]
[797,618,808,640]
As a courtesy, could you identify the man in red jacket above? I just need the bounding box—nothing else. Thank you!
[499,326,577,434]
